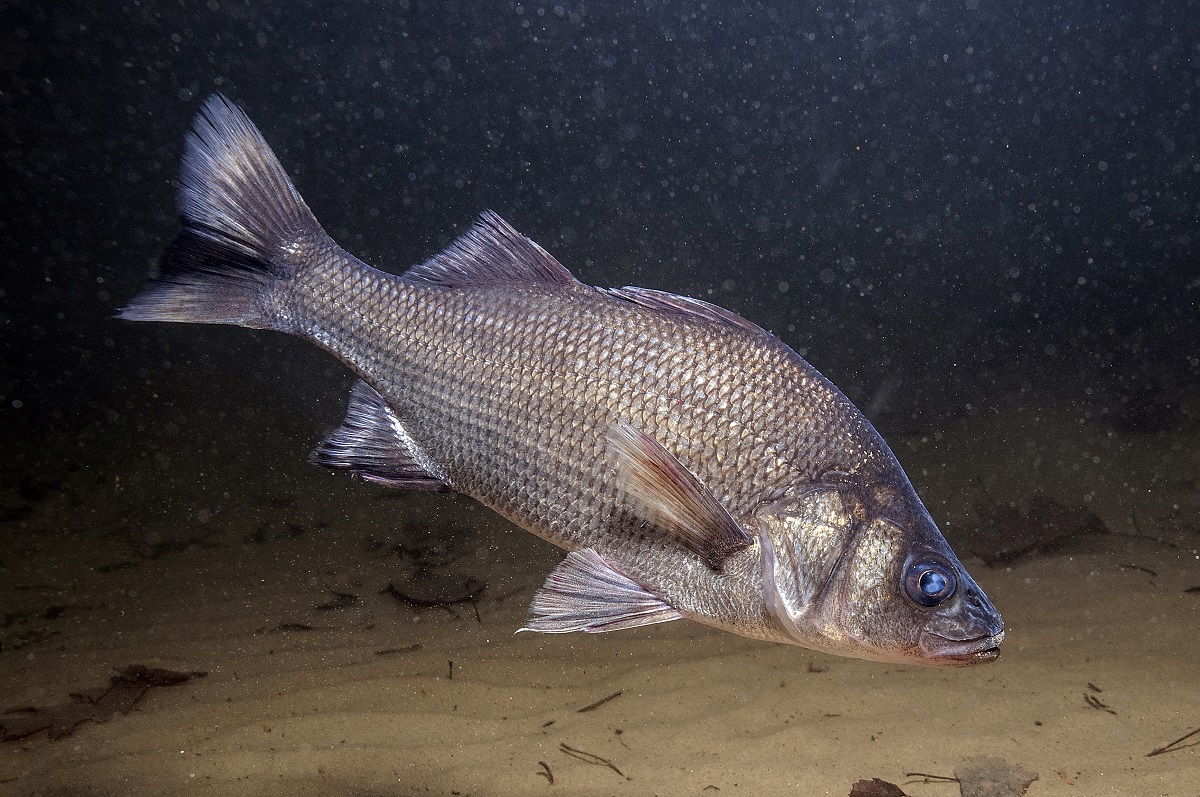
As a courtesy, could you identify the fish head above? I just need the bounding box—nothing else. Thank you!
[758,482,1004,667]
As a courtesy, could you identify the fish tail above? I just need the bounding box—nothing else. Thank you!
[118,94,327,330]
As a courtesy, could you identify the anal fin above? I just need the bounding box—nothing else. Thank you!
[519,548,683,634]
[311,380,450,490]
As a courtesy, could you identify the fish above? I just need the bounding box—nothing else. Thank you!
[120,95,1004,667]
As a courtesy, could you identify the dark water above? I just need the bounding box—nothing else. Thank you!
[3,0,1196,443]
[1,1,1198,792]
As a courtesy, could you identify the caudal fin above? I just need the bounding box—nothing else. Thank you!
[119,94,325,329]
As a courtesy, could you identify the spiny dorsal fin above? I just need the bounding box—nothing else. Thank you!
[608,422,753,572]
[404,211,579,288]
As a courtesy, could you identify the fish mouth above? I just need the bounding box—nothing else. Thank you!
[919,630,1005,666]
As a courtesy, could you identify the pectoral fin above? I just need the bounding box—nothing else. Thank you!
[607,422,753,571]
[519,548,683,634]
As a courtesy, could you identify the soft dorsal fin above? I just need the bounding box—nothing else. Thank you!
[608,422,753,572]
[403,211,579,288]
[603,286,767,335]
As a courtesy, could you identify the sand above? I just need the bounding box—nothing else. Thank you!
[1,396,1198,796]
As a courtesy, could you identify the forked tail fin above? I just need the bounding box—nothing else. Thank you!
[118,94,327,329]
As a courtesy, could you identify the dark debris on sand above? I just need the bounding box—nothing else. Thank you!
[0,664,206,742]
[962,489,1110,566]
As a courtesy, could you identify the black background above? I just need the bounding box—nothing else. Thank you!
[2,0,1197,453]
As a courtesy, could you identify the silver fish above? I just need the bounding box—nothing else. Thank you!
[121,95,1003,666]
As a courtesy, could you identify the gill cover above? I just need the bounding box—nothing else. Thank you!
[757,488,858,646]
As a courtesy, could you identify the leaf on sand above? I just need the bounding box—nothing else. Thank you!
[0,664,207,742]
[954,756,1038,797]
[849,778,907,797]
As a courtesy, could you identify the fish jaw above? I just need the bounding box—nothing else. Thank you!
[914,567,1006,666]
[918,628,1005,666]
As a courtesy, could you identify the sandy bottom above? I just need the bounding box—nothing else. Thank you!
[2,398,1198,796]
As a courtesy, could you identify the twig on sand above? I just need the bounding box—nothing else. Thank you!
[373,644,423,656]
[1147,726,1200,757]
[903,772,959,784]
[577,690,623,713]
[559,742,625,777]
[1083,693,1117,715]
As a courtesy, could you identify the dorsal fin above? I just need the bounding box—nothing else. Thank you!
[403,211,579,288]
[603,286,766,335]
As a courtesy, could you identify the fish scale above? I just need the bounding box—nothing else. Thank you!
[292,270,838,610]
[121,94,1004,665]
[308,271,839,628]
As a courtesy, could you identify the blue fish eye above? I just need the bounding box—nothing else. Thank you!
[905,561,956,607]
[920,570,947,596]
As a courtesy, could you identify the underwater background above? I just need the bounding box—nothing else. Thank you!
[1,1,1197,794]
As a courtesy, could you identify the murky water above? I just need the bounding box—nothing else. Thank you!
[2,2,1197,794]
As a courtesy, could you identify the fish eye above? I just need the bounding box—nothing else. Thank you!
[905,561,957,607]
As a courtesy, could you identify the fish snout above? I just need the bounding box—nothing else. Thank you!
[918,582,1005,666]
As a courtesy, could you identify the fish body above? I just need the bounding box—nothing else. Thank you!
[121,96,1003,666]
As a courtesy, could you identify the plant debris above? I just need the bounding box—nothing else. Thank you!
[903,772,960,785]
[374,644,423,656]
[96,560,139,574]
[577,690,624,713]
[1147,726,1200,757]
[382,571,485,615]
[849,777,907,796]
[954,756,1037,797]
[1084,693,1117,715]
[372,524,471,569]
[272,622,320,632]
[559,742,625,778]
[0,664,206,742]
[964,489,1110,566]
[0,627,60,654]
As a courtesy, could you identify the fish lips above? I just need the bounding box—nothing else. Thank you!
[919,628,1005,666]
